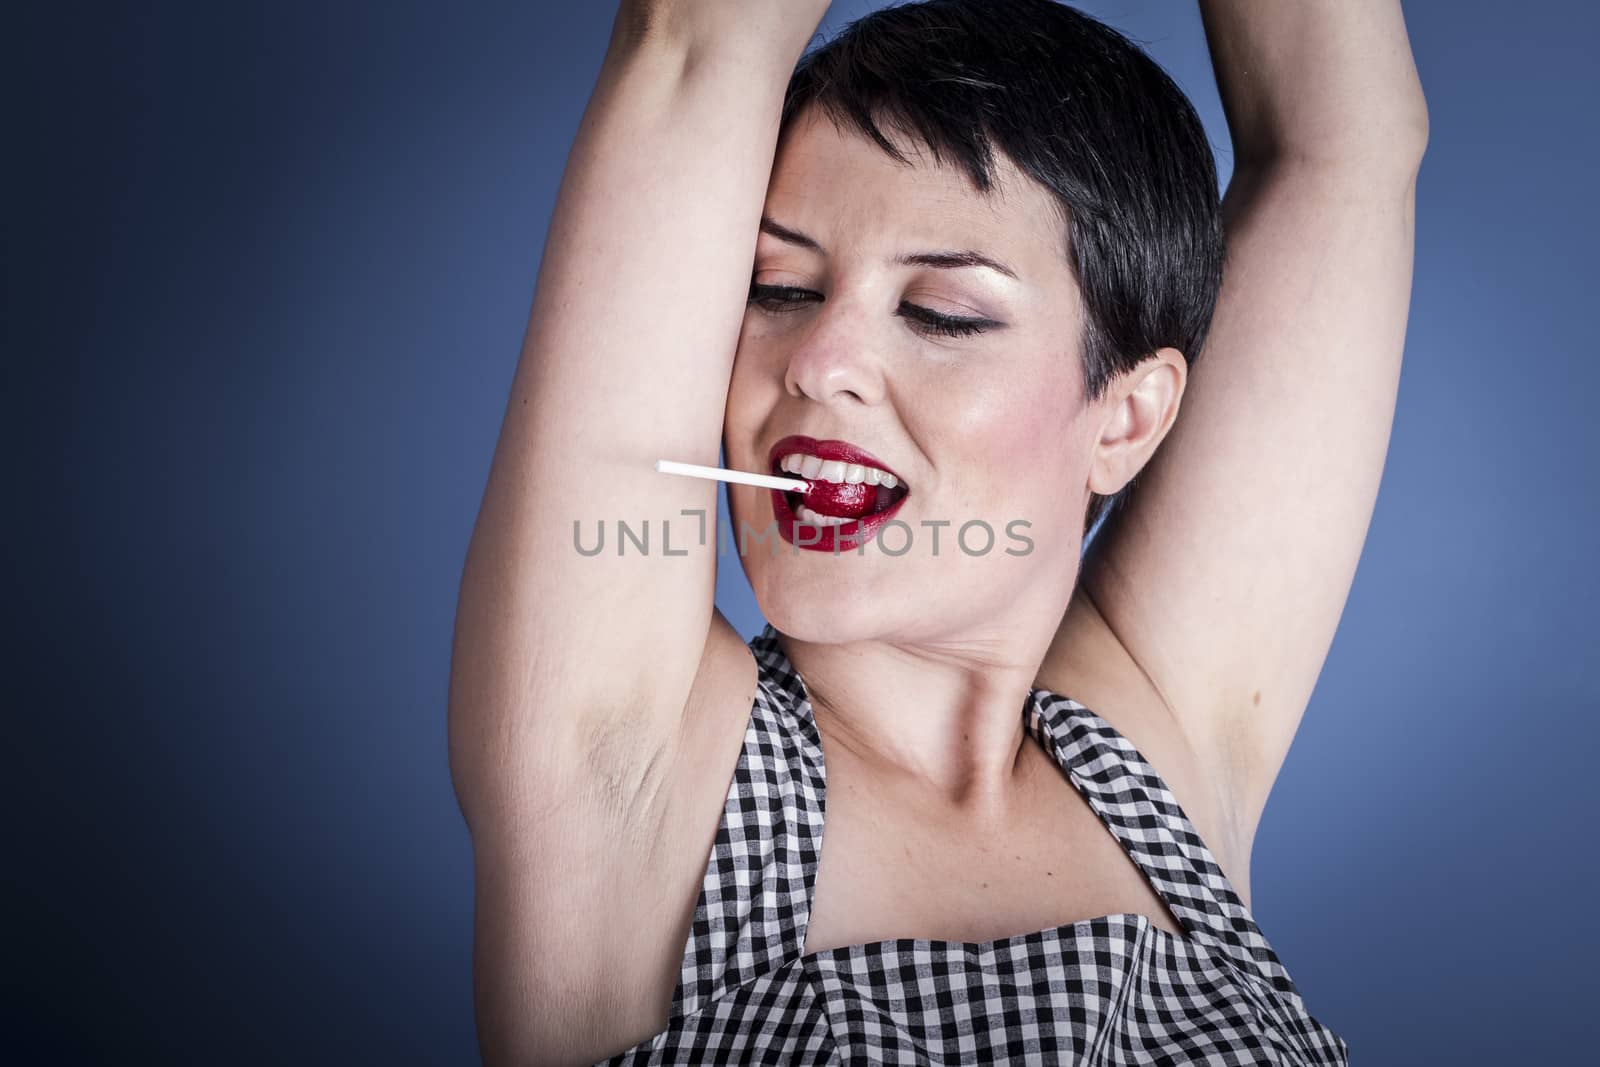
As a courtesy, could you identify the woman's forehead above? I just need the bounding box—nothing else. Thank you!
[763,110,1066,277]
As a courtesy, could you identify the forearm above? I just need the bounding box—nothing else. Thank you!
[1198,0,1428,173]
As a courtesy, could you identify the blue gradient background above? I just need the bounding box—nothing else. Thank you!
[8,1,1595,1063]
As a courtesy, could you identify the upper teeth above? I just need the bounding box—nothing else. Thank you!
[779,453,900,489]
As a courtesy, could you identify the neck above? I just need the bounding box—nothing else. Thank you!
[776,594,1070,822]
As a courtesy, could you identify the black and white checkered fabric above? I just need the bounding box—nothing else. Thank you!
[603,623,1349,1065]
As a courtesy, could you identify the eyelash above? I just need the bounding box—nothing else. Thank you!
[747,282,996,339]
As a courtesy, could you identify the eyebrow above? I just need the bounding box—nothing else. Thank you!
[758,215,1019,281]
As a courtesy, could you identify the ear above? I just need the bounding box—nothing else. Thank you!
[1086,347,1187,497]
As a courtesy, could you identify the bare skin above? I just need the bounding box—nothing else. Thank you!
[447,1,1426,1063]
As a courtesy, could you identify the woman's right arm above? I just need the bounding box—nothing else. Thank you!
[447,2,829,1061]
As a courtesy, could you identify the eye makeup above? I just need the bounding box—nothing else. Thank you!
[747,282,1002,338]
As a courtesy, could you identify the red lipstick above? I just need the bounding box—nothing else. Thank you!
[766,435,911,553]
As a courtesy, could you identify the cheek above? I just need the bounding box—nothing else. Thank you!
[940,362,1081,500]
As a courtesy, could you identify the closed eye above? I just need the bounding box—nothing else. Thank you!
[747,282,820,312]
[747,282,1000,339]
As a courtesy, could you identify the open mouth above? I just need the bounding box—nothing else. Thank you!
[765,434,911,551]
[772,444,909,522]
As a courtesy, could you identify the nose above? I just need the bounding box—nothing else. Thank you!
[782,300,886,407]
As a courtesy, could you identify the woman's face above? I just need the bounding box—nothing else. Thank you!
[724,107,1098,647]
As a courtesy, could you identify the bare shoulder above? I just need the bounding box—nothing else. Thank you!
[1037,585,1256,910]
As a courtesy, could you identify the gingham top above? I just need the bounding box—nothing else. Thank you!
[603,623,1349,1065]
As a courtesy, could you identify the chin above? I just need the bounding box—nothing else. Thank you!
[748,567,904,646]
[736,547,902,646]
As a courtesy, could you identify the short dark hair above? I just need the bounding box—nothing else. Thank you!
[777,0,1226,537]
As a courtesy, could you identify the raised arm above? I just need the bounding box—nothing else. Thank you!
[446,3,829,1061]
[1073,1,1428,858]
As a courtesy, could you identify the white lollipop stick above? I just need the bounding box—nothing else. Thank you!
[655,459,810,493]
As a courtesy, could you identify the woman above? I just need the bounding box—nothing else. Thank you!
[448,0,1426,1062]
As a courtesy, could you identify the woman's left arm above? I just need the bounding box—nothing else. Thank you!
[1198,0,1428,172]
[1075,1,1428,848]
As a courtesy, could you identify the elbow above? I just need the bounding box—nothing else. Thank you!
[1410,102,1432,168]
[1355,91,1433,176]
[1234,85,1432,181]
[1238,108,1429,184]
[1388,93,1431,174]
[1380,101,1432,180]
